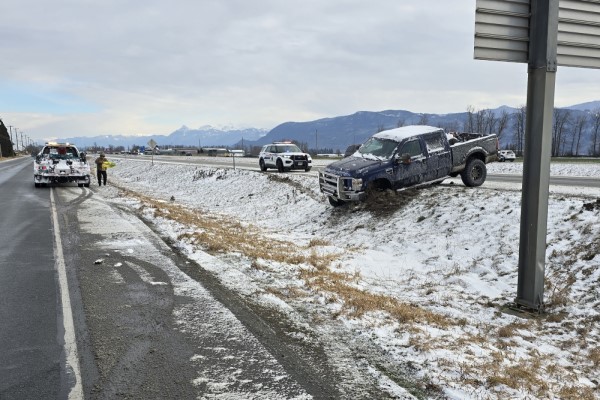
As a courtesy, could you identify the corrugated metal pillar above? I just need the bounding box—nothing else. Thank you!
[516,0,559,310]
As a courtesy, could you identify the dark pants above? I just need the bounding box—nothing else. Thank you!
[97,170,107,185]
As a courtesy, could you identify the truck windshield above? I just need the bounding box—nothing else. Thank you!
[357,137,398,160]
[47,147,78,160]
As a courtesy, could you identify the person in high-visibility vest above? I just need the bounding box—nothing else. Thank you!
[94,153,109,186]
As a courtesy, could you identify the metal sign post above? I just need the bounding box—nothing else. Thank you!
[475,0,600,311]
[517,0,558,310]
[147,139,157,166]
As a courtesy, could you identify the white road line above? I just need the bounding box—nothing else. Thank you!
[50,188,84,400]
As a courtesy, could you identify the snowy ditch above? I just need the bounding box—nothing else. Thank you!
[101,159,600,400]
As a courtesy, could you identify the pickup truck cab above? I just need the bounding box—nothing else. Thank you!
[319,125,498,206]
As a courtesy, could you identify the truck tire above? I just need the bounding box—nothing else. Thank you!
[277,159,284,173]
[328,196,345,207]
[461,158,486,187]
[259,159,267,171]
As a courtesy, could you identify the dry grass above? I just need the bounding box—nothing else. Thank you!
[558,385,597,400]
[589,347,600,366]
[497,321,531,338]
[124,189,336,267]
[118,187,453,328]
[114,186,598,399]
[484,357,546,395]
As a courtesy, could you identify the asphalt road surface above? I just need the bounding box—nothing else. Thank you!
[0,157,391,399]
[0,157,73,399]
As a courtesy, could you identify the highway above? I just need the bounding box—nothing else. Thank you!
[113,153,600,189]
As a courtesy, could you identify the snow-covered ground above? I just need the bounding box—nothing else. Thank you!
[101,159,600,400]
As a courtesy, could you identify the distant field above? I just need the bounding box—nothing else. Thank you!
[551,157,600,163]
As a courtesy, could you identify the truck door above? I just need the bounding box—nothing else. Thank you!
[394,138,426,188]
[267,146,276,166]
[423,131,451,181]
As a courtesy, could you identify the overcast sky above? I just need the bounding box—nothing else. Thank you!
[1,0,599,141]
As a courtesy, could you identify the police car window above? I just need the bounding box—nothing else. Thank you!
[424,132,446,153]
[400,140,423,158]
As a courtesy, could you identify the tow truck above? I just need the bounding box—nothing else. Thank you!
[34,142,91,187]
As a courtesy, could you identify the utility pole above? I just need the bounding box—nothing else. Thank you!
[8,125,14,147]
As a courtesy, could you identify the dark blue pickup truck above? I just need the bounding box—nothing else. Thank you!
[318,125,498,206]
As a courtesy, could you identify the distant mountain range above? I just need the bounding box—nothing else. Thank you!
[56,100,600,153]
[56,126,268,149]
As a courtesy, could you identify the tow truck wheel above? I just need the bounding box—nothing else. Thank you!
[276,159,284,173]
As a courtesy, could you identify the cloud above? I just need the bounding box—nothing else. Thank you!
[1,0,599,140]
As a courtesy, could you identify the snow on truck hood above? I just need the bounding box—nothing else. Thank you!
[373,125,443,141]
[324,155,380,176]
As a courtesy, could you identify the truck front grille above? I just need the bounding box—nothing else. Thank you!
[319,171,340,196]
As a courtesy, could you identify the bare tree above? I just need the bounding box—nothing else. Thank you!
[552,108,571,156]
[591,109,600,156]
[418,114,429,125]
[475,109,486,133]
[496,109,510,140]
[464,105,475,132]
[513,105,526,155]
[572,113,588,156]
[396,118,405,128]
[482,109,497,135]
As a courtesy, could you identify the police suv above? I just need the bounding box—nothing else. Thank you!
[258,142,312,172]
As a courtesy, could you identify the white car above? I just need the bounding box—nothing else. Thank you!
[34,142,91,187]
[498,150,516,162]
[258,142,312,172]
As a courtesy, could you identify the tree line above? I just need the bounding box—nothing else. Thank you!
[406,106,600,157]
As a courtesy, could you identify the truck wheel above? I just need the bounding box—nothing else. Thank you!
[277,159,284,173]
[461,158,486,187]
[328,196,345,207]
[34,182,40,188]
[305,167,312,172]
[259,159,267,171]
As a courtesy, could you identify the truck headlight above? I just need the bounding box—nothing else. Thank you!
[343,178,363,191]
